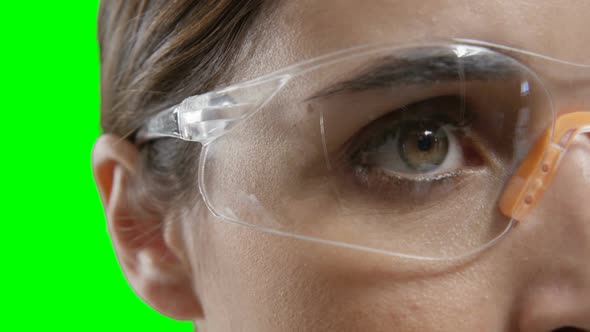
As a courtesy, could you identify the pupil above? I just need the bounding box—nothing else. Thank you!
[417,132,434,151]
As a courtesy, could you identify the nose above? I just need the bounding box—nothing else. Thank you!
[512,115,590,331]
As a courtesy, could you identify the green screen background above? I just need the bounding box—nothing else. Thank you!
[0,2,192,331]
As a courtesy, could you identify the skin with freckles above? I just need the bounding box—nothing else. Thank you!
[92,1,590,331]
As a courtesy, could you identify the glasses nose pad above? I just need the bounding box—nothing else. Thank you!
[499,112,590,224]
[532,130,590,223]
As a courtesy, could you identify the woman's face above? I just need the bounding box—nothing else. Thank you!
[100,1,590,331]
[182,1,590,331]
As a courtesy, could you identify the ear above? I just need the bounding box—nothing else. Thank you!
[92,134,203,320]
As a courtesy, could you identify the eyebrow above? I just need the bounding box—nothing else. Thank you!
[309,47,522,99]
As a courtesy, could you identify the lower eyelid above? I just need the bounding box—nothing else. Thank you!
[340,165,483,207]
[377,168,466,182]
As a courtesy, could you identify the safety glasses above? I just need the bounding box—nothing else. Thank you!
[137,39,590,261]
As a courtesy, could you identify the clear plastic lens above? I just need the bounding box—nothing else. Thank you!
[199,44,554,260]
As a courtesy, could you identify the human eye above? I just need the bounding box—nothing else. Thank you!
[343,95,491,194]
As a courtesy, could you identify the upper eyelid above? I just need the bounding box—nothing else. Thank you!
[348,96,472,151]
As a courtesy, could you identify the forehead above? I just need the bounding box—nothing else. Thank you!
[236,0,590,80]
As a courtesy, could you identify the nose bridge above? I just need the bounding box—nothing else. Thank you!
[550,81,590,114]
[528,50,590,115]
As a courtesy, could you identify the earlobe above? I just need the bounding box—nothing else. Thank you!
[91,134,203,321]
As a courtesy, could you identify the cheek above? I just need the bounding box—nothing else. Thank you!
[191,208,507,332]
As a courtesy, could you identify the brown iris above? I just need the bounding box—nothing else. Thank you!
[398,120,449,172]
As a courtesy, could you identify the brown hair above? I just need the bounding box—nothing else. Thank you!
[98,0,267,213]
